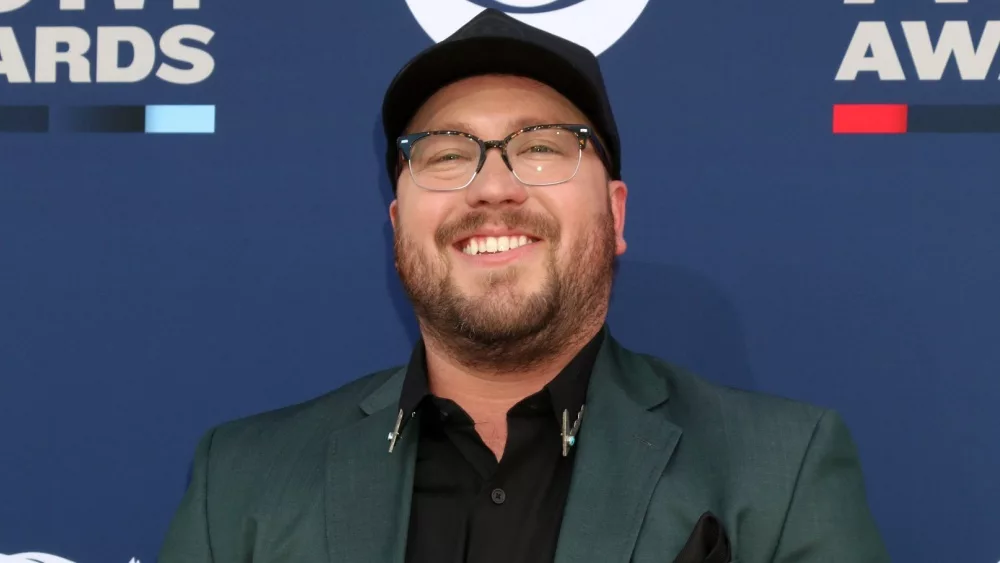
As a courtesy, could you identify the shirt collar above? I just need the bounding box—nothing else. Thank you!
[396,329,606,432]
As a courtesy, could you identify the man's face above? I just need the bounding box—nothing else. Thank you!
[389,74,628,369]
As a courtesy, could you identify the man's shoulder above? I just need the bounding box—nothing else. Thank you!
[631,348,835,450]
[629,348,860,503]
[204,365,403,457]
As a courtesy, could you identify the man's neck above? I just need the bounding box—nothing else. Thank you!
[419,324,602,458]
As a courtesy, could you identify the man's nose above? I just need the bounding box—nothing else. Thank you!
[464,150,529,207]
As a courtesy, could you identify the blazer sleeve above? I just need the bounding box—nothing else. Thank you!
[158,428,217,563]
[771,410,891,563]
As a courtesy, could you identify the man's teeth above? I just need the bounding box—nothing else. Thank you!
[462,235,535,255]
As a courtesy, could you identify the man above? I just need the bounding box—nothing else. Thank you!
[158,9,890,563]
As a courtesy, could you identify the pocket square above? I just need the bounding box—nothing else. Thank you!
[671,511,732,563]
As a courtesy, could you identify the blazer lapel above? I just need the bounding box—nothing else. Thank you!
[555,334,683,563]
[325,367,418,563]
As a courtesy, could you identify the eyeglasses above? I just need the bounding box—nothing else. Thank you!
[396,124,610,191]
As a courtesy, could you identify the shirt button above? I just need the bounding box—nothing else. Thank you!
[490,488,506,505]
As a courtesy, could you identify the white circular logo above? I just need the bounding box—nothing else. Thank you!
[404,0,651,56]
[0,554,140,563]
[0,555,77,563]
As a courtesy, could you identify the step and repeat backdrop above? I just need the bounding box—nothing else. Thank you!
[1,1,998,562]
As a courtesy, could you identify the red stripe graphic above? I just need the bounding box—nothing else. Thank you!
[833,104,908,134]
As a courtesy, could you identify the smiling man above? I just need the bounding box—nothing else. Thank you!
[389,75,624,461]
[158,9,890,563]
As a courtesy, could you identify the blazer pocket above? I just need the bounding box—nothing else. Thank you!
[671,511,732,563]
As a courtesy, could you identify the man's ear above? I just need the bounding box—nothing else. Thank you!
[608,180,627,256]
[389,199,399,231]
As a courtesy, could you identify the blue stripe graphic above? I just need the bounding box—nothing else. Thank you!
[145,105,216,134]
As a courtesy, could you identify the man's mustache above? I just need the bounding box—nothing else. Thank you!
[435,209,560,248]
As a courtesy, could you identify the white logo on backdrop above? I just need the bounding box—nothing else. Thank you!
[405,0,650,56]
[0,554,138,563]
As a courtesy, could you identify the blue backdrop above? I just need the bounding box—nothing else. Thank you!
[2,1,998,562]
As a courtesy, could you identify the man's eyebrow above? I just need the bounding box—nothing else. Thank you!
[418,121,477,134]
[414,117,575,136]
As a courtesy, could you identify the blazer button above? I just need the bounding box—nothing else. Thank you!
[491,488,506,505]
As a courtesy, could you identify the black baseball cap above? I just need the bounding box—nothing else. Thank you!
[381,8,621,190]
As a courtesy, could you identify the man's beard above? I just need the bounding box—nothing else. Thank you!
[393,203,617,373]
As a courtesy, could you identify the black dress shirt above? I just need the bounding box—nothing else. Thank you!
[398,330,605,563]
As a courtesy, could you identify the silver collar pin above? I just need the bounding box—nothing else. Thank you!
[561,405,585,457]
[387,409,404,453]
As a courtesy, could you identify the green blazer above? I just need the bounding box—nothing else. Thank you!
[158,329,890,562]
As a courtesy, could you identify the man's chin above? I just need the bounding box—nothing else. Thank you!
[452,268,542,294]
[452,313,550,344]
[452,284,535,307]
[447,288,554,332]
